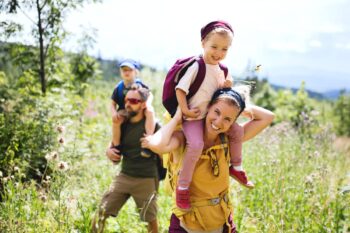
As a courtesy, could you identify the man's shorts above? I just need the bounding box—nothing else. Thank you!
[99,172,158,222]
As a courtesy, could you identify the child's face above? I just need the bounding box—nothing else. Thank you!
[120,66,137,83]
[202,33,232,65]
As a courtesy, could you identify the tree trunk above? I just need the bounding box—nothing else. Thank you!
[36,0,46,94]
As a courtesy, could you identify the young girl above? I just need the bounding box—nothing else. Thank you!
[175,20,253,210]
[111,59,155,157]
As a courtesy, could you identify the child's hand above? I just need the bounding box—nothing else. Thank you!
[183,108,201,118]
[112,110,127,124]
[223,79,233,88]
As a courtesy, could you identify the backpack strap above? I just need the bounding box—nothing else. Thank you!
[135,78,143,86]
[219,63,229,79]
[116,80,125,107]
[219,133,228,159]
[187,56,206,100]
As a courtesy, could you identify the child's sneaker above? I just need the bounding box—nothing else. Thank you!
[229,166,254,189]
[176,187,191,210]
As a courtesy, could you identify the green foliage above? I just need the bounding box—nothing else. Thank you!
[288,82,317,135]
[0,0,101,94]
[253,82,276,112]
[334,90,350,136]
[1,87,349,231]
[69,52,101,96]
[0,74,58,183]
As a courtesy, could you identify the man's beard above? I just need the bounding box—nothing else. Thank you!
[125,106,138,117]
[128,111,138,117]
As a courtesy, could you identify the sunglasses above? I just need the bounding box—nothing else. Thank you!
[125,98,142,105]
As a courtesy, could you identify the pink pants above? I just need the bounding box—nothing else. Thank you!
[179,120,243,188]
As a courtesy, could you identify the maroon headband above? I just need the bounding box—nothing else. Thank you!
[200,20,234,40]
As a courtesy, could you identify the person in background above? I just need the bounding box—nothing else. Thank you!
[110,59,155,157]
[92,85,160,233]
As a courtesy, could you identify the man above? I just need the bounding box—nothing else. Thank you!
[92,85,159,233]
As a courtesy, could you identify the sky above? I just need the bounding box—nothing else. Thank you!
[6,0,350,92]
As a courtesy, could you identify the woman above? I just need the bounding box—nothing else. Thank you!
[142,87,274,233]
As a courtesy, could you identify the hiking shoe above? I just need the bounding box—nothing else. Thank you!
[140,148,153,158]
[229,166,254,189]
[176,187,191,210]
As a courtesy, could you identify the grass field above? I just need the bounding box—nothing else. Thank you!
[1,84,349,233]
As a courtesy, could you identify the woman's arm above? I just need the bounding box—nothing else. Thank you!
[241,105,275,142]
[141,109,184,154]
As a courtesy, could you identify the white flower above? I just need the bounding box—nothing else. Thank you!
[56,125,65,133]
[58,161,69,171]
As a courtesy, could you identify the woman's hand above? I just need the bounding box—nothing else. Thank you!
[173,107,183,123]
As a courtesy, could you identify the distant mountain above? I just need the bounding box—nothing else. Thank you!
[269,83,325,99]
[270,83,349,100]
[322,89,350,99]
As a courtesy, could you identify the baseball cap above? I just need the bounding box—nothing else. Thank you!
[118,59,141,70]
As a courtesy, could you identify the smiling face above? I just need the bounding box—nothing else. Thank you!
[202,32,232,65]
[205,99,240,137]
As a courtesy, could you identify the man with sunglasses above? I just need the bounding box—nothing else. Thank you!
[92,85,160,233]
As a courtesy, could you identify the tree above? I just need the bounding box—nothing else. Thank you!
[0,0,99,94]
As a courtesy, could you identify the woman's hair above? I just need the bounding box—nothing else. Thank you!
[209,85,251,117]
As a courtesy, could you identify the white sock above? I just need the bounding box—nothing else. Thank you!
[233,165,243,171]
[178,186,189,190]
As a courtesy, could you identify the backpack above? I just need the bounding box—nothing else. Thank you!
[115,79,144,109]
[162,56,228,117]
[164,134,233,231]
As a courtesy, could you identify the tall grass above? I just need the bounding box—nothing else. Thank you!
[1,82,349,232]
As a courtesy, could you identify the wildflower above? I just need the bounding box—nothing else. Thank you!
[0,170,3,177]
[313,151,320,157]
[58,137,65,144]
[305,175,313,185]
[39,193,48,202]
[42,179,50,188]
[56,125,65,133]
[58,161,69,171]
[13,166,20,172]
[23,205,31,212]
[310,110,319,116]
[45,151,59,161]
